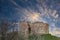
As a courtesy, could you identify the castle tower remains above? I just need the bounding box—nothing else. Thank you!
[19,21,49,39]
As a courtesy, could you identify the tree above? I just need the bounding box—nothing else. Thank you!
[0,20,18,40]
[0,20,9,40]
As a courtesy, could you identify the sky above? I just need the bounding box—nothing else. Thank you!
[0,0,60,37]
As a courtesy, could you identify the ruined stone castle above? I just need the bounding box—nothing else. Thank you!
[19,21,49,38]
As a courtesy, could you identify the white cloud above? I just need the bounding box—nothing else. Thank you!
[52,27,60,37]
[9,0,60,37]
[36,4,59,20]
[52,10,59,19]
[53,28,60,35]
[10,0,59,22]
[49,22,60,37]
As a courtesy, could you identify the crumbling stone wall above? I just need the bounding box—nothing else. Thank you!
[29,22,49,34]
[19,22,49,39]
[19,22,29,40]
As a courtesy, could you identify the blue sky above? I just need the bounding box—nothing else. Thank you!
[0,0,60,37]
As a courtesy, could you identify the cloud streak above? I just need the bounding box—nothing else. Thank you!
[10,0,60,37]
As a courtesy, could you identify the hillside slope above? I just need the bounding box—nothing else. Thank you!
[29,34,60,40]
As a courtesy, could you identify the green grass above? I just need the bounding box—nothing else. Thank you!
[28,34,60,40]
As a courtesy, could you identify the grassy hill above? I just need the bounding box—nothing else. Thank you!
[28,34,60,40]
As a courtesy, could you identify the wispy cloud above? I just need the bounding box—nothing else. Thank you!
[9,0,60,37]
[49,22,60,37]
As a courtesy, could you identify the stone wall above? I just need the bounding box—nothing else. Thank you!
[19,22,29,40]
[19,22,49,39]
[29,22,49,34]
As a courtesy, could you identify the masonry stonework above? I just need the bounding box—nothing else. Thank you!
[19,21,49,38]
